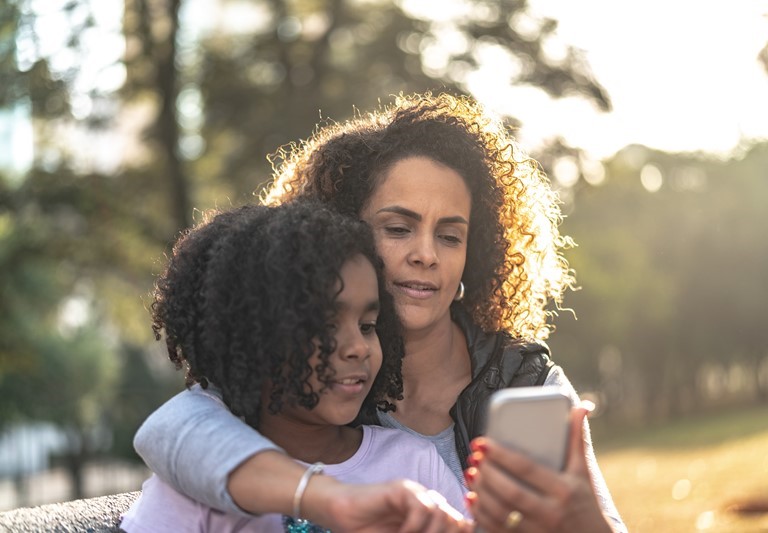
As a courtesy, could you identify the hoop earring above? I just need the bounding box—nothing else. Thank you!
[454,281,465,302]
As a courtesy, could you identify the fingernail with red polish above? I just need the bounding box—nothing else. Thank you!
[464,491,477,508]
[464,466,477,485]
[470,438,488,453]
[467,451,484,467]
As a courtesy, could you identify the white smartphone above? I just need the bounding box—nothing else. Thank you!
[484,386,572,471]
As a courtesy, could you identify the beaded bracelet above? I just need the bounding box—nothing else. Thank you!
[293,462,325,518]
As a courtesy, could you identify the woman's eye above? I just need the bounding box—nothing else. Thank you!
[440,234,462,245]
[384,226,409,236]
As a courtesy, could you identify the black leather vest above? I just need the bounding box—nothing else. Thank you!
[448,304,555,469]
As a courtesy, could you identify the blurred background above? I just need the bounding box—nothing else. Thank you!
[1,0,766,531]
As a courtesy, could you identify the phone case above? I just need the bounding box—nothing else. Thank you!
[484,386,571,471]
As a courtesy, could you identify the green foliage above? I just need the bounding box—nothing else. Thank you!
[109,343,182,461]
[129,0,610,205]
[0,171,117,429]
[1,324,119,427]
[550,143,768,420]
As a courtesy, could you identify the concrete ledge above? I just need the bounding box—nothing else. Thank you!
[0,491,140,532]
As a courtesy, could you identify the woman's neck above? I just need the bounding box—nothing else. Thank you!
[390,314,472,435]
[401,314,468,384]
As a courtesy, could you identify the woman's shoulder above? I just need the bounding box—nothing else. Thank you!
[542,365,581,404]
[502,335,554,387]
[477,329,555,388]
[453,303,550,362]
[497,330,551,358]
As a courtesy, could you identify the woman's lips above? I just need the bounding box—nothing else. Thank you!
[393,281,438,300]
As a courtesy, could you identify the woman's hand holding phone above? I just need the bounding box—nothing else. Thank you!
[465,398,614,532]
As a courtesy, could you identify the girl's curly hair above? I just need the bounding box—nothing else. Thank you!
[263,93,574,339]
[151,201,404,427]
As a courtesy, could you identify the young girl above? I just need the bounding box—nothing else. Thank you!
[120,202,470,532]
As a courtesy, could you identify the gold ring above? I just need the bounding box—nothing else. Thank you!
[504,510,523,529]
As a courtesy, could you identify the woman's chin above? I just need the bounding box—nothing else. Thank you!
[396,305,450,334]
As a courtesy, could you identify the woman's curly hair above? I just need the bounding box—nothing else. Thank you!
[263,92,574,339]
[151,201,404,427]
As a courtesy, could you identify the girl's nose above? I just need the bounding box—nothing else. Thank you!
[336,327,370,361]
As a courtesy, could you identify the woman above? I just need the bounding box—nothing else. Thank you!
[134,93,625,532]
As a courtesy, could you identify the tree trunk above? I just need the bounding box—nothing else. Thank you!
[63,426,88,500]
[65,452,86,500]
[154,0,190,232]
[13,473,28,508]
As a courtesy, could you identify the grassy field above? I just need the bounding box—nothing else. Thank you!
[592,405,768,532]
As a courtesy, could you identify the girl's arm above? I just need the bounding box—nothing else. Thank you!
[231,461,473,532]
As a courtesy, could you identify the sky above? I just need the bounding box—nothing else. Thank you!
[3,0,767,171]
[469,0,768,159]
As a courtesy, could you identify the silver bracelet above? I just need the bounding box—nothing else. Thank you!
[293,462,325,518]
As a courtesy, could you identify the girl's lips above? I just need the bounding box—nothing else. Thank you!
[331,376,367,396]
[394,281,438,300]
[332,382,366,395]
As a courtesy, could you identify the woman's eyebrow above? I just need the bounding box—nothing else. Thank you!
[376,206,468,225]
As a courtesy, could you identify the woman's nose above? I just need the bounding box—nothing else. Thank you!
[407,234,438,267]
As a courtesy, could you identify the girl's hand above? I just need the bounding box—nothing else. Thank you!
[304,477,473,533]
[464,404,613,533]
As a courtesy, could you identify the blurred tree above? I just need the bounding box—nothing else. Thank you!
[550,142,768,423]
[0,171,117,498]
[0,163,178,497]
[110,0,614,215]
[109,342,181,461]
[1,0,611,500]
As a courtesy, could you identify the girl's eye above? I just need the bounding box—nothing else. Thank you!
[360,322,378,335]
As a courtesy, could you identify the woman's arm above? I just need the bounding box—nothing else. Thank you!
[133,385,284,514]
[544,368,625,531]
